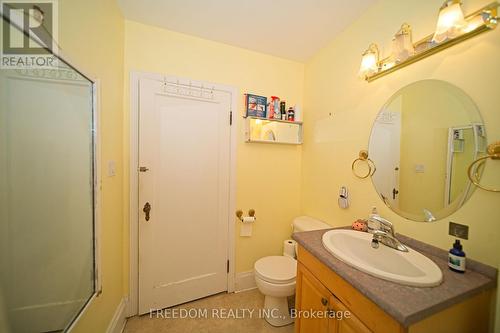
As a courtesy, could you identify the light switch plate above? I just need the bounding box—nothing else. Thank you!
[415,164,425,173]
[449,222,469,240]
[108,160,116,177]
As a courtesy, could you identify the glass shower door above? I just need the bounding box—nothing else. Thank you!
[0,53,97,333]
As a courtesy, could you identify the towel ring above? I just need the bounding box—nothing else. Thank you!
[352,150,376,179]
[467,142,500,193]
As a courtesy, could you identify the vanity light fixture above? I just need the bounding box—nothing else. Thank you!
[359,1,499,82]
[432,0,467,43]
[392,23,415,63]
[358,43,380,80]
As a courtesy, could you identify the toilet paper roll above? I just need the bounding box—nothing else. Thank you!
[240,223,252,237]
[283,239,297,258]
[240,216,255,237]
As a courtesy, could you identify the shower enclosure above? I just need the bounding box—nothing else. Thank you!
[0,11,98,333]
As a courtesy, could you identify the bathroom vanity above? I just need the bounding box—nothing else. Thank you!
[293,229,497,333]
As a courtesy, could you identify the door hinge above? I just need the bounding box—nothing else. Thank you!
[227,260,230,273]
[229,111,233,125]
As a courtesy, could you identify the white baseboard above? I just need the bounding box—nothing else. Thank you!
[107,297,128,333]
[235,271,257,292]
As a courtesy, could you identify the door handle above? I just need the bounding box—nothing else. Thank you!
[392,188,399,200]
[143,202,151,221]
[321,297,328,306]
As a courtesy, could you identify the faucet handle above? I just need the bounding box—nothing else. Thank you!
[371,229,408,252]
[380,223,393,235]
[370,215,395,236]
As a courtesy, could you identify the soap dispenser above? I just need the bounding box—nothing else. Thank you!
[448,239,466,273]
[367,206,380,233]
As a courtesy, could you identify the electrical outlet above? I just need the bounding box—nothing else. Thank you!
[449,222,469,240]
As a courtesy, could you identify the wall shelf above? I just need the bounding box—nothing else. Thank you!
[243,116,303,145]
[243,115,303,125]
[246,139,302,145]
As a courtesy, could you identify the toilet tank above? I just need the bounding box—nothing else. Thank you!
[292,216,330,232]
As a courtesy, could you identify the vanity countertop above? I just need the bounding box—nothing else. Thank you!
[293,228,497,327]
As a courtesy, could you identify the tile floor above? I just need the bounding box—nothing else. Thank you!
[124,289,295,333]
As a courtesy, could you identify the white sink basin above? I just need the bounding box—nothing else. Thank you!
[322,230,443,287]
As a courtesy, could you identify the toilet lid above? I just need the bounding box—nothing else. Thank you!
[254,256,297,284]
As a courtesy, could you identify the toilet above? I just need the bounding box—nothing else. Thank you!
[254,216,330,327]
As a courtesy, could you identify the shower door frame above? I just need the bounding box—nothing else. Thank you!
[0,11,103,332]
[0,59,102,332]
[65,75,103,332]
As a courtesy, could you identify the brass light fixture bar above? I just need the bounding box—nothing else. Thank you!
[365,1,498,82]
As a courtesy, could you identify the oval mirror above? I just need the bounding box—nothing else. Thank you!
[369,80,486,222]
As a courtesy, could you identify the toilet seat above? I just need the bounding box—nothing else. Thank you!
[254,256,297,284]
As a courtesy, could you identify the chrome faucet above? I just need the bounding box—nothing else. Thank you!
[369,215,408,252]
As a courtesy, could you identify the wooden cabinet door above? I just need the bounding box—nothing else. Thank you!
[295,263,330,333]
[328,294,372,333]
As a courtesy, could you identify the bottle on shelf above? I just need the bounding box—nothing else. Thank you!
[280,101,287,120]
[273,97,281,120]
[268,96,278,119]
[287,107,295,122]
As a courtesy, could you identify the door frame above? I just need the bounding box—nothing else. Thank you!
[127,71,237,316]
[444,124,477,207]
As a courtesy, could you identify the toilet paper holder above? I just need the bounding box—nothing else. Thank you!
[236,209,256,221]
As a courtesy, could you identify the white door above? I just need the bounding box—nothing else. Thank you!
[138,77,231,314]
[370,110,401,208]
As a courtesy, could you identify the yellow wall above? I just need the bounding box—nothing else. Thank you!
[122,20,305,281]
[396,80,477,218]
[301,0,500,329]
[58,0,125,332]
[51,1,500,331]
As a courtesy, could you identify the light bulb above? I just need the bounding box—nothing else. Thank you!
[432,1,467,43]
[392,23,415,63]
[358,44,379,79]
[463,14,485,33]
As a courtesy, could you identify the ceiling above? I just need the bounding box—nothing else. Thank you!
[116,0,376,62]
